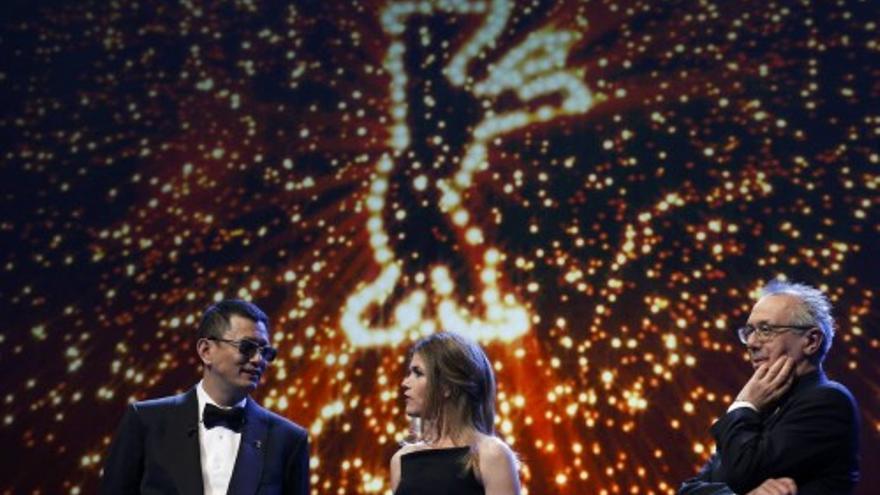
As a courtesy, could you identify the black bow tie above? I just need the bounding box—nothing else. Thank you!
[203,403,245,432]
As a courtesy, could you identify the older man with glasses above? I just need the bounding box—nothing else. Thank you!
[101,299,309,495]
[679,281,860,495]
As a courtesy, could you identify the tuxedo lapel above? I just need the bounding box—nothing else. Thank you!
[227,398,268,495]
[163,389,204,495]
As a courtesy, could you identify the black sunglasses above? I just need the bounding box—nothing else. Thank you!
[207,337,278,362]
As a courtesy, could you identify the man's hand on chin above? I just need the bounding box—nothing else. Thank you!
[745,477,797,495]
[735,356,795,411]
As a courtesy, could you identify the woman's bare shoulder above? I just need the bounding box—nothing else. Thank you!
[474,433,521,491]
[392,442,428,460]
[475,433,516,462]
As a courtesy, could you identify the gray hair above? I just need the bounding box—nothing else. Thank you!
[760,280,835,362]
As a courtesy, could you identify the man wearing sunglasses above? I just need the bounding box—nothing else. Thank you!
[101,299,309,494]
[679,281,859,495]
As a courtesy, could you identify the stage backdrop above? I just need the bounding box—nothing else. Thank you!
[1,1,878,493]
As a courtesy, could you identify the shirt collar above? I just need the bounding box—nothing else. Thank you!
[196,380,247,421]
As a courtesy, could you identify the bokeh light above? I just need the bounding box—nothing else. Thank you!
[1,1,878,494]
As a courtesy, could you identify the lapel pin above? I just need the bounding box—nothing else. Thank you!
[254,440,263,450]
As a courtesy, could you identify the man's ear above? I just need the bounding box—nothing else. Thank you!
[803,329,823,357]
[196,338,212,366]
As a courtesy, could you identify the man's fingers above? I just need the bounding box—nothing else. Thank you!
[754,359,779,384]
[754,361,770,379]
[781,356,794,376]
[739,357,796,410]
[768,357,794,385]
[765,478,797,495]
[762,357,791,387]
[759,477,797,495]
[763,479,784,495]
[760,359,795,404]
[766,355,788,377]
[776,478,797,490]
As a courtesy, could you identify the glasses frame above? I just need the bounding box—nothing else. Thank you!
[207,337,278,362]
[736,322,816,345]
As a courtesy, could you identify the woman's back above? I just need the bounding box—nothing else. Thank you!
[394,446,484,495]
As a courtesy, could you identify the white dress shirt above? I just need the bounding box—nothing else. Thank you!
[727,400,758,413]
[196,381,246,495]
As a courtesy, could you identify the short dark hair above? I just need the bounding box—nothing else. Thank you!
[197,299,269,339]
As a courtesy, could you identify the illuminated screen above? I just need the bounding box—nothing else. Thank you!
[1,1,878,494]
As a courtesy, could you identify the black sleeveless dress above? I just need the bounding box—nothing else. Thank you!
[395,446,484,495]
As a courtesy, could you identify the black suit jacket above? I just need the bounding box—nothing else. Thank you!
[100,388,309,495]
[678,370,860,495]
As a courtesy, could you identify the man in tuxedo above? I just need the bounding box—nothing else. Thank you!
[678,281,860,495]
[101,299,309,495]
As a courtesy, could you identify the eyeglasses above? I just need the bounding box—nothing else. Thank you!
[736,322,815,345]
[207,337,278,362]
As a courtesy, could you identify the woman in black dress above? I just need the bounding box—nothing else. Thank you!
[390,332,521,495]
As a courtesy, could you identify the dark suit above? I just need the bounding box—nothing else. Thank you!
[679,370,859,495]
[101,388,309,495]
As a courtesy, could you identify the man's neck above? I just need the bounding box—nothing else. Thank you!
[795,360,819,377]
[202,377,246,407]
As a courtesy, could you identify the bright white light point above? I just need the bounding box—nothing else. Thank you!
[452,209,469,225]
[377,155,393,172]
[465,227,484,244]
[413,175,428,191]
[366,195,384,212]
[394,293,425,328]
[482,288,499,304]
[485,249,500,264]
[375,248,392,263]
[454,171,472,187]
[367,217,382,232]
[431,267,454,295]
[369,233,388,249]
[363,478,383,492]
[440,190,461,209]
[371,179,388,194]
[501,419,513,433]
